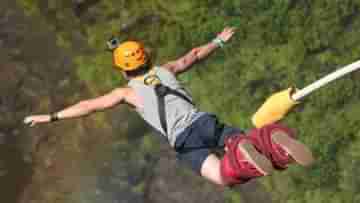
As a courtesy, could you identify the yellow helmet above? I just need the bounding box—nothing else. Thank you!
[112,41,148,71]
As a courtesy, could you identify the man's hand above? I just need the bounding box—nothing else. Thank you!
[163,26,236,75]
[24,115,51,127]
[216,27,236,43]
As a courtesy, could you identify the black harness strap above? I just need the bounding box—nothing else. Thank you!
[154,84,194,135]
[144,74,194,135]
[155,85,168,134]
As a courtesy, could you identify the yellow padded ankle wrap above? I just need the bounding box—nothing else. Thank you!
[252,88,299,128]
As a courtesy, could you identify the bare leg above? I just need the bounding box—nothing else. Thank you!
[200,154,227,186]
[200,140,273,186]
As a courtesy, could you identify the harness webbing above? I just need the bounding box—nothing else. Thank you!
[143,74,194,135]
[154,84,194,135]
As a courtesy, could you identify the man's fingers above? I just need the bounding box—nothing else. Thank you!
[222,27,232,34]
[217,26,236,43]
[24,117,31,124]
[224,26,236,33]
[24,117,36,127]
[221,27,236,37]
[30,121,36,127]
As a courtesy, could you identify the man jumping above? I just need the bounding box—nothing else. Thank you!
[24,27,314,186]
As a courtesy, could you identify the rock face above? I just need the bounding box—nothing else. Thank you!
[0,1,96,202]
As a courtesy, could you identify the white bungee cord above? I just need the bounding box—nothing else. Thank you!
[292,59,360,101]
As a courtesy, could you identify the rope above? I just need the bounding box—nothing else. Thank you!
[292,59,360,101]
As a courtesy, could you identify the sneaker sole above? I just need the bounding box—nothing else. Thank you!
[238,141,274,176]
[271,131,314,167]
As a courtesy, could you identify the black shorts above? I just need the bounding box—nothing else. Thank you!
[174,113,244,174]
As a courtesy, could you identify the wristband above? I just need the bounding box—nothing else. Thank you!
[50,112,59,122]
[212,37,225,48]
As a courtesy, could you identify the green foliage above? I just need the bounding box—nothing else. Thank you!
[16,0,40,16]
[224,188,243,203]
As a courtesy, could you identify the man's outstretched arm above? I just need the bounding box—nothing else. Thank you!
[24,87,131,127]
[163,27,236,75]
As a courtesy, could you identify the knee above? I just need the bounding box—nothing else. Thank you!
[200,154,240,187]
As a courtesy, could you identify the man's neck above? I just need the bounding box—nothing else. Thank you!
[132,67,156,82]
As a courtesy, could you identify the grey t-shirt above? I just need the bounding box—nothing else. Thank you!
[127,66,205,147]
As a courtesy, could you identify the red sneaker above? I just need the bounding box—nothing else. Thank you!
[237,140,274,176]
[220,136,273,185]
[271,130,314,167]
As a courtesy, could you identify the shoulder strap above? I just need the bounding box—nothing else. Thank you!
[154,84,194,135]
[143,73,194,135]
[155,85,168,134]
